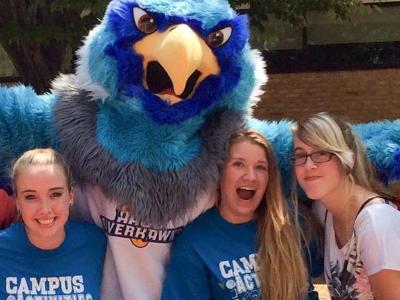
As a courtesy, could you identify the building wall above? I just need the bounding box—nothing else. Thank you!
[254,68,400,122]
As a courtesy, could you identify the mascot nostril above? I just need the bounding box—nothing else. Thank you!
[179,70,202,99]
[146,61,202,99]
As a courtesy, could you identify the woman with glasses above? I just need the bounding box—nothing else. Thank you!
[291,112,400,300]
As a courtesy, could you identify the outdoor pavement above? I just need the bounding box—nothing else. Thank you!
[314,277,330,300]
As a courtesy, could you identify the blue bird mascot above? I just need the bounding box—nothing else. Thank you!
[0,0,399,299]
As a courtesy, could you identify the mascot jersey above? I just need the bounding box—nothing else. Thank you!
[75,186,215,299]
[0,221,106,300]
[0,0,399,299]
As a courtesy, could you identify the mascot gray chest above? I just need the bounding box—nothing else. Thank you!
[53,78,244,226]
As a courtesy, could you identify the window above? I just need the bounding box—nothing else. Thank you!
[249,2,400,72]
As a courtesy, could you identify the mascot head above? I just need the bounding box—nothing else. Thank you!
[53,0,267,225]
[75,0,266,125]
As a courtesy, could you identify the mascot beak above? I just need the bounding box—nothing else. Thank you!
[134,24,220,104]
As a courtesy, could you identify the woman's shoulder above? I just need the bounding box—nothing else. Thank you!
[0,223,26,254]
[172,208,220,248]
[66,221,106,245]
[0,222,23,241]
[356,200,400,231]
[359,199,399,217]
[179,208,217,236]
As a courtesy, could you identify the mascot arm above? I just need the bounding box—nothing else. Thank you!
[354,121,400,184]
[0,85,57,177]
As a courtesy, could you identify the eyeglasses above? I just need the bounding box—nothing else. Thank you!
[289,151,334,166]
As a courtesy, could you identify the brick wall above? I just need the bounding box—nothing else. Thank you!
[254,68,400,123]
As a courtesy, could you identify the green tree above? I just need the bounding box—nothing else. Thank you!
[0,0,108,93]
[0,0,363,93]
[0,47,17,77]
[233,0,363,28]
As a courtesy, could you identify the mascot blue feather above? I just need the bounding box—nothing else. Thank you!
[0,86,57,173]
[0,0,399,298]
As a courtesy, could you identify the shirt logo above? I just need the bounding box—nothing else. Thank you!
[100,208,183,248]
[5,275,93,299]
[218,254,260,299]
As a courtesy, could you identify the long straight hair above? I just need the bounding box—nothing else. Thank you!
[227,130,307,300]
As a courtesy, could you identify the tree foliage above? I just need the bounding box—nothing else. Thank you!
[0,0,108,92]
[232,0,364,27]
[0,0,363,93]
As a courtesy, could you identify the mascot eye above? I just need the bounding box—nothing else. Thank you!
[206,27,232,48]
[133,7,157,34]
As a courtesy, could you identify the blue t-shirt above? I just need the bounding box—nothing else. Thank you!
[162,207,319,300]
[162,207,260,300]
[0,221,106,300]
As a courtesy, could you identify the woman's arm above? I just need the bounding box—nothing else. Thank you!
[369,269,400,300]
[357,205,400,299]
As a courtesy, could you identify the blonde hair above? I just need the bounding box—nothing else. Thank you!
[227,129,308,300]
[12,148,73,193]
[291,112,384,194]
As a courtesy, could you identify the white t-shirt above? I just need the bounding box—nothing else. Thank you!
[73,185,216,300]
[314,199,400,300]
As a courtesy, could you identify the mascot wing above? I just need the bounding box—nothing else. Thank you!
[0,85,57,176]
[354,120,400,183]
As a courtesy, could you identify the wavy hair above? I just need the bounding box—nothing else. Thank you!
[227,129,308,300]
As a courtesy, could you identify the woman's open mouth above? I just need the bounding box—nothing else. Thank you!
[236,187,256,200]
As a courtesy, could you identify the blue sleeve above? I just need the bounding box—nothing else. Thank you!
[161,234,211,300]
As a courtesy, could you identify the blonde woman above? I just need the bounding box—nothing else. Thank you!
[162,129,315,300]
[291,112,400,299]
[0,149,106,299]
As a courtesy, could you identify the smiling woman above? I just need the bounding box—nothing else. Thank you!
[12,152,74,250]
[161,129,318,300]
[0,149,106,300]
[291,112,400,300]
